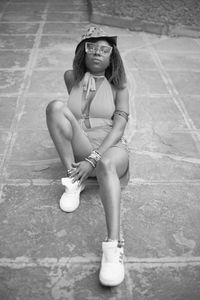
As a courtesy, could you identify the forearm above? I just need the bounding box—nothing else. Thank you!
[97,128,124,155]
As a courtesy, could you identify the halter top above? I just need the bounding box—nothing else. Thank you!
[67,76,116,129]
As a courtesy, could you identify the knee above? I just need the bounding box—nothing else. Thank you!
[96,157,115,176]
[46,100,64,118]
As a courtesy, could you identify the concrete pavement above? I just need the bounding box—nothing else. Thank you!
[0,0,200,299]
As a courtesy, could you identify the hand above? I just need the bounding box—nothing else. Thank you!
[69,161,94,185]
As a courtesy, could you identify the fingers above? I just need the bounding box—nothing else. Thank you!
[72,162,80,168]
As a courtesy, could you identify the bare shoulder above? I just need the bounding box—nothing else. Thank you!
[64,69,75,94]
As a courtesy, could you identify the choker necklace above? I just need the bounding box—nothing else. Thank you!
[83,72,104,99]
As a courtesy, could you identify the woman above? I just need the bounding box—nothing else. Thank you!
[46,27,129,286]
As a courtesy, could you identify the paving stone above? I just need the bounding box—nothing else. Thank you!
[0,261,200,300]
[39,35,80,50]
[127,265,200,300]
[123,184,200,257]
[0,97,17,129]
[28,70,67,94]
[0,185,106,258]
[130,130,200,158]
[6,161,65,180]
[152,37,200,52]
[47,3,88,11]
[0,35,35,50]
[181,96,200,129]
[1,11,44,22]
[0,50,30,69]
[0,130,9,155]
[157,51,200,70]
[129,152,200,181]
[117,34,146,52]
[0,2,200,299]
[168,71,200,95]
[8,130,57,161]
[130,70,169,95]
[18,96,58,130]
[0,266,52,300]
[0,22,40,34]
[5,3,46,13]
[46,12,89,22]
[124,50,157,70]
[42,22,90,34]
[134,95,187,132]
[0,263,129,300]
[35,48,74,69]
[0,70,25,93]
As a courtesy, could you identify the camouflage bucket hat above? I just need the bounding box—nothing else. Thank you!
[75,26,117,53]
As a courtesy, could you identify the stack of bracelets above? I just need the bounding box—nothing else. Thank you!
[85,149,101,168]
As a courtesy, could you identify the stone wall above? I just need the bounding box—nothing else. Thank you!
[88,0,200,37]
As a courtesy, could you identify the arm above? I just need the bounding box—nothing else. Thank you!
[64,69,75,94]
[97,86,129,155]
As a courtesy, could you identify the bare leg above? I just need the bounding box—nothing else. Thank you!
[46,100,93,171]
[96,147,129,240]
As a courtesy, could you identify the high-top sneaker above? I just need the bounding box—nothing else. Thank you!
[99,240,125,286]
[59,177,85,212]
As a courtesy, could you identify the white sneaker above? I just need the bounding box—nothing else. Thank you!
[59,177,85,212]
[99,240,125,286]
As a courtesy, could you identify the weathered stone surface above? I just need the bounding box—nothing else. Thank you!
[1,11,44,22]
[123,184,200,257]
[0,97,17,129]
[46,12,89,22]
[42,23,101,35]
[39,35,80,50]
[0,1,200,299]
[131,130,200,158]
[129,152,200,181]
[0,130,9,155]
[8,130,57,161]
[167,71,200,95]
[0,22,40,34]
[134,95,187,132]
[28,71,67,94]
[0,185,105,258]
[151,37,200,52]
[18,96,55,130]
[0,50,30,69]
[124,50,157,70]
[181,96,200,129]
[35,48,74,69]
[130,70,169,95]
[127,265,200,300]
[158,51,200,71]
[0,71,25,93]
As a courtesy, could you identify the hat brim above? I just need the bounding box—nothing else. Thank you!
[75,35,117,53]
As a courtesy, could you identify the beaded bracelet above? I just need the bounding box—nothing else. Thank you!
[85,157,96,168]
[112,110,129,122]
[88,150,101,162]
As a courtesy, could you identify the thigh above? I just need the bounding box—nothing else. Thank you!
[102,147,129,178]
[69,117,93,162]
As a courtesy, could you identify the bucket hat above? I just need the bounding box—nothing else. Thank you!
[75,26,117,53]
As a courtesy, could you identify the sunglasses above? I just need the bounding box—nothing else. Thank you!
[85,42,112,57]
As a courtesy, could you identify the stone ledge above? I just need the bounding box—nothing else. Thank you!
[90,12,200,38]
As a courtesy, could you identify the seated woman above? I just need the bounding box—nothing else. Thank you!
[46,26,129,287]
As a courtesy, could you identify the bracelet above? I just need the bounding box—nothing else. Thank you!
[112,110,129,122]
[85,158,96,168]
[88,150,101,162]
